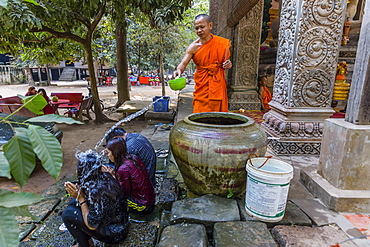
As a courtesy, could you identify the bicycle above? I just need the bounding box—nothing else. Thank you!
[86,87,105,113]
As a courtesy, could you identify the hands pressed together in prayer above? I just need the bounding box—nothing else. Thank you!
[102,165,115,178]
[223,59,232,69]
[65,181,86,203]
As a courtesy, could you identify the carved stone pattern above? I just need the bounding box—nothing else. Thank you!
[290,0,345,107]
[244,0,263,26]
[262,111,325,138]
[272,0,297,106]
[292,69,332,107]
[267,137,321,155]
[234,1,263,88]
[229,92,259,101]
[229,103,261,111]
[304,0,345,27]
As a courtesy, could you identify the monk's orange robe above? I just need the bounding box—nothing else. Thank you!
[261,86,272,110]
[192,35,231,113]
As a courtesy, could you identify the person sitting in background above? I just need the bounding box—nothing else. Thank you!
[104,137,155,215]
[258,76,272,112]
[63,151,129,247]
[25,86,37,96]
[37,88,55,114]
[106,127,157,187]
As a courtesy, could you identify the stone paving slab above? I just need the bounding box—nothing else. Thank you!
[170,194,240,235]
[265,201,311,227]
[116,100,152,114]
[213,221,277,247]
[292,198,370,247]
[157,223,208,247]
[170,194,240,225]
[271,225,357,247]
[237,198,312,226]
[18,223,36,241]
[17,198,61,224]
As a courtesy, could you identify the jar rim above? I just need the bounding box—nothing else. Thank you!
[183,112,255,128]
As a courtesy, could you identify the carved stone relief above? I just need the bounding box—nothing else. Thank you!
[272,0,297,107]
[232,1,263,89]
[267,137,321,155]
[262,111,324,138]
[272,0,345,108]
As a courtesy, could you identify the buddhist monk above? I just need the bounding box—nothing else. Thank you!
[173,14,232,113]
[258,76,272,112]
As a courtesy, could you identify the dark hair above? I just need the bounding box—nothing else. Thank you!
[258,75,267,85]
[195,14,212,23]
[76,151,122,203]
[28,86,36,92]
[38,88,47,95]
[106,127,126,142]
[106,137,128,172]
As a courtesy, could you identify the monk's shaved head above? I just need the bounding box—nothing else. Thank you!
[195,14,212,23]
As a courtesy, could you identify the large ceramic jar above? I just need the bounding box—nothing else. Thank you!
[170,112,267,197]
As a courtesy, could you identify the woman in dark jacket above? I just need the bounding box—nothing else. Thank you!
[62,150,129,247]
[105,137,155,215]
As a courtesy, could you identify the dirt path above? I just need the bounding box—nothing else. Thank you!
[0,82,179,194]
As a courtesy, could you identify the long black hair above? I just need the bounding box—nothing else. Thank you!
[76,150,123,204]
[105,137,128,172]
[106,137,146,174]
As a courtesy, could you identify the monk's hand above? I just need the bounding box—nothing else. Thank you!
[223,60,232,69]
[173,69,182,78]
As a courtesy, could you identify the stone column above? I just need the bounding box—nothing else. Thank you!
[209,0,219,34]
[300,0,370,213]
[228,0,264,111]
[262,0,347,155]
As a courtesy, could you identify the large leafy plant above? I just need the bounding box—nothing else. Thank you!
[0,94,82,247]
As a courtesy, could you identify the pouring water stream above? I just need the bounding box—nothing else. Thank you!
[94,97,164,150]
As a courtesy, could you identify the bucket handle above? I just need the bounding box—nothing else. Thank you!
[249,153,273,169]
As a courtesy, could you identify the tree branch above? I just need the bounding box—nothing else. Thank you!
[29,25,85,45]
[91,1,106,31]
[20,35,54,43]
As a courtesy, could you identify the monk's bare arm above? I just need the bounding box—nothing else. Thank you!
[173,41,201,77]
[222,47,232,69]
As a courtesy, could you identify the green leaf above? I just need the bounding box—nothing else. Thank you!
[0,0,8,8]
[18,95,47,115]
[26,114,83,124]
[0,152,11,179]
[22,0,40,6]
[3,128,36,187]
[227,189,234,199]
[0,207,18,247]
[0,189,13,197]
[9,205,37,220]
[28,125,62,180]
[0,192,42,207]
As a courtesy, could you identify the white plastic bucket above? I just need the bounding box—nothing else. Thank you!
[245,157,293,222]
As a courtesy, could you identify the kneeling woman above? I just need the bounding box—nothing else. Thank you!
[105,137,155,215]
[62,151,129,247]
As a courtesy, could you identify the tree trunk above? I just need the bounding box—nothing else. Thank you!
[137,42,141,77]
[115,17,130,107]
[160,34,166,96]
[45,64,51,86]
[84,41,106,123]
[24,67,34,85]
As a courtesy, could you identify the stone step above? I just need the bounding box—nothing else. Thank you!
[271,225,357,247]
[59,67,76,81]
[214,221,277,247]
